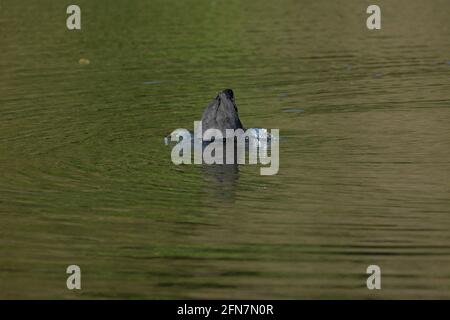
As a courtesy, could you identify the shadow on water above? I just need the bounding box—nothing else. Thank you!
[199,140,241,202]
[181,136,273,203]
[201,163,239,202]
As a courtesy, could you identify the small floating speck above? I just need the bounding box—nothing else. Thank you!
[446,60,450,65]
[282,108,305,113]
[78,58,90,65]
[372,72,383,78]
[144,81,162,85]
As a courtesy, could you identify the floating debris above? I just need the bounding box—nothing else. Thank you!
[78,58,90,65]
[446,60,450,65]
[372,72,383,78]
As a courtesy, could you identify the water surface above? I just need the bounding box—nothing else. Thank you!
[0,0,449,298]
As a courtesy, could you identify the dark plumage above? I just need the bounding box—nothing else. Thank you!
[201,89,244,135]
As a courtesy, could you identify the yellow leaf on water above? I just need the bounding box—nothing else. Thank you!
[78,58,90,65]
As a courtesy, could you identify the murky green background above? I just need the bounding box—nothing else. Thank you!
[1,0,449,299]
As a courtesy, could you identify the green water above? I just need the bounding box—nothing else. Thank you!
[1,0,449,299]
